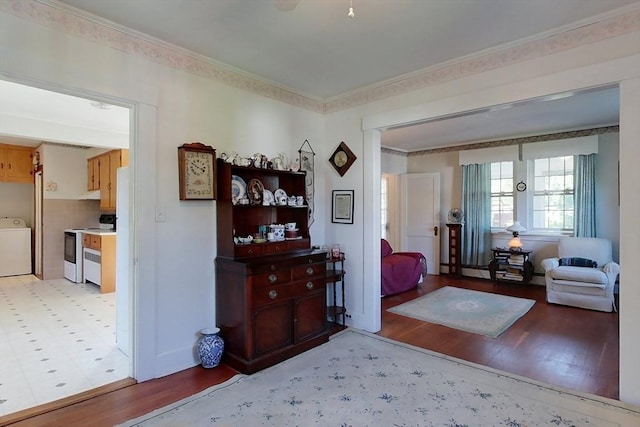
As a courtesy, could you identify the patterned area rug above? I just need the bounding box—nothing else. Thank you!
[387,286,535,338]
[119,329,639,427]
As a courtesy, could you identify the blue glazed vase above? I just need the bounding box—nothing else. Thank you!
[197,327,224,368]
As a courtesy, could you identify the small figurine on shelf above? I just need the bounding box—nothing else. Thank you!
[331,244,342,260]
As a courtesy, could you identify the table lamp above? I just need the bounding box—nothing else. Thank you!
[506,221,526,251]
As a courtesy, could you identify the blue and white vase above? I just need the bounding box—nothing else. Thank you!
[197,327,224,368]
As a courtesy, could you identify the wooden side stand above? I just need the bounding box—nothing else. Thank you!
[446,223,463,276]
[326,253,346,326]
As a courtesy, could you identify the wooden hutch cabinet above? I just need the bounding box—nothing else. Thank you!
[215,159,329,374]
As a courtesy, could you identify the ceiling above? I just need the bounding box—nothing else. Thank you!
[4,0,636,151]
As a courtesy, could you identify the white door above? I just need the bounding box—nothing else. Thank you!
[400,173,441,275]
[34,169,43,277]
[116,167,130,357]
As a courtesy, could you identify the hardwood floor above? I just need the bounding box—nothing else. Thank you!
[379,275,619,400]
[2,275,619,427]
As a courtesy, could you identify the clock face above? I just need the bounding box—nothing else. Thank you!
[184,151,214,198]
[333,151,348,167]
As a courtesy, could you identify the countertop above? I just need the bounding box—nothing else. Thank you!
[81,229,116,236]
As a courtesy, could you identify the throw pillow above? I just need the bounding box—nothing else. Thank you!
[559,257,598,268]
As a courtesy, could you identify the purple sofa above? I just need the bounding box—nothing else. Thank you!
[381,239,427,296]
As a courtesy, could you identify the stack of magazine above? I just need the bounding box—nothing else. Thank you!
[503,253,525,281]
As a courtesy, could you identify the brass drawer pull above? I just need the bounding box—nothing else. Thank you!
[306,267,314,276]
[268,274,278,283]
[306,281,314,290]
[268,290,278,300]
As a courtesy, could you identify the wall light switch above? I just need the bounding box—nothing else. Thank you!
[155,206,166,222]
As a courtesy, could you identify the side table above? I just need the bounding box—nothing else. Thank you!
[326,253,346,325]
[488,248,534,285]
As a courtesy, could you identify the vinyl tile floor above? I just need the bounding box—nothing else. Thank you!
[0,275,129,416]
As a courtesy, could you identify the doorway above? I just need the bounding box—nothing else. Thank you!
[0,79,135,416]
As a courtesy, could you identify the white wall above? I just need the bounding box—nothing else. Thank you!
[0,8,325,381]
[0,182,33,226]
[38,144,105,200]
[596,133,621,260]
[618,76,640,409]
[381,150,407,174]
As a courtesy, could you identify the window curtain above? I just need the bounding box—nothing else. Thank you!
[574,153,597,237]
[461,163,492,266]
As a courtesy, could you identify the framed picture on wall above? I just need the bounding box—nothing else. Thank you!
[332,190,354,224]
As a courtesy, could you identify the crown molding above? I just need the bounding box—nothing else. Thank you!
[404,126,620,158]
[324,7,640,113]
[3,0,326,113]
[2,1,638,115]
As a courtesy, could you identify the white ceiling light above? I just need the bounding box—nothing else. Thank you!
[348,0,355,18]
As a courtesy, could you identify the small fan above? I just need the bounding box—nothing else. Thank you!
[447,208,464,224]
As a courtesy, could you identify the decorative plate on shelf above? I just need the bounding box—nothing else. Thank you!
[231,175,246,205]
[447,208,464,224]
[263,189,275,206]
[247,179,264,205]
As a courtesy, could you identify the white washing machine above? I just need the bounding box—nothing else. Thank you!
[0,217,32,277]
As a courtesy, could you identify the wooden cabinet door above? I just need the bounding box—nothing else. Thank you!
[0,148,6,180]
[0,145,34,183]
[99,153,111,210]
[252,301,294,357]
[99,149,129,210]
[294,291,327,342]
[87,156,100,191]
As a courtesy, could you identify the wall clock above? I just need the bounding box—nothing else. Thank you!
[516,181,527,192]
[178,142,217,200]
[329,141,357,177]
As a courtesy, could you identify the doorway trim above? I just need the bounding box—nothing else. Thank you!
[361,53,640,404]
[0,72,157,382]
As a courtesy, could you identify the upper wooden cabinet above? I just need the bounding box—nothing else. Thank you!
[0,144,34,183]
[87,156,100,191]
[87,149,129,211]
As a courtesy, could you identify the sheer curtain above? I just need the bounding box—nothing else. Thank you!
[461,163,492,266]
[574,153,597,237]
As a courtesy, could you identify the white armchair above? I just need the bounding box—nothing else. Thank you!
[541,237,619,312]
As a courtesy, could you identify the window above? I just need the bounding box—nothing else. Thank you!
[490,161,514,228]
[490,156,575,233]
[380,175,388,239]
[532,156,574,231]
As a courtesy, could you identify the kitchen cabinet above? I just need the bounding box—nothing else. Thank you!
[82,232,116,293]
[87,156,100,191]
[0,143,34,183]
[91,149,129,211]
[215,159,328,374]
